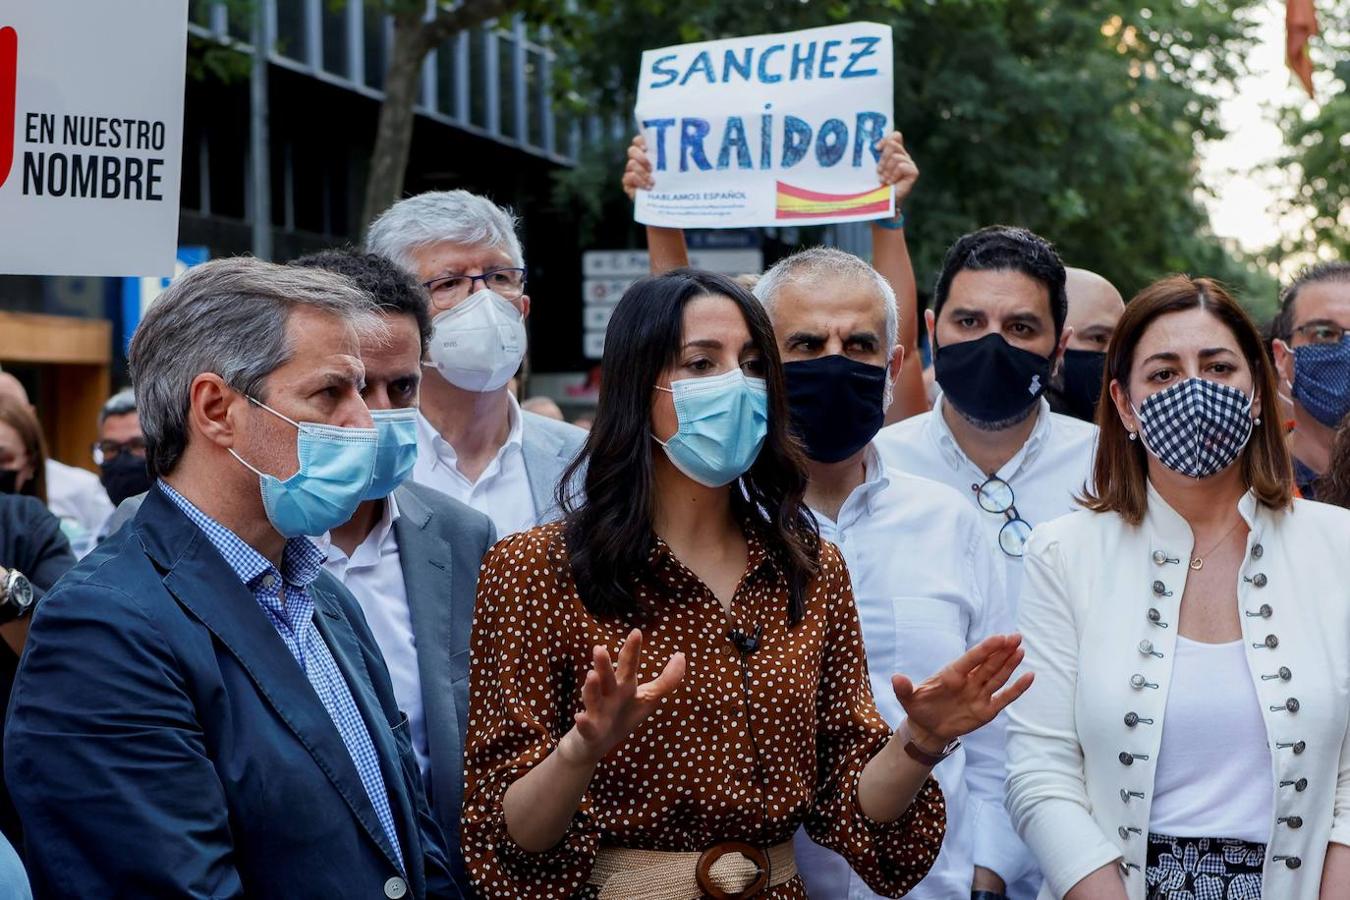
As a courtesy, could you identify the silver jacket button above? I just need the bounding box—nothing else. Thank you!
[384,877,408,899]
[1152,550,1168,565]
[1251,543,1264,559]
[1151,580,1168,596]
[1147,608,1162,623]
[1252,573,1268,588]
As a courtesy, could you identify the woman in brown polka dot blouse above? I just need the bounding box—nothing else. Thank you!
[462,270,1034,899]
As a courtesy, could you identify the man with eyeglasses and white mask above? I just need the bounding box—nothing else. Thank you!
[755,247,1029,900]
[366,191,586,539]
[873,226,1097,900]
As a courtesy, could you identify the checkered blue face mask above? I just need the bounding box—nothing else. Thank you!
[1133,377,1254,479]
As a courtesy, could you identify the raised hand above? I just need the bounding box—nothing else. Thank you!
[622,134,656,201]
[891,633,1033,746]
[557,629,686,768]
[874,130,919,207]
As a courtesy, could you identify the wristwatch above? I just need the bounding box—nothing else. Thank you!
[899,719,960,767]
[0,569,35,622]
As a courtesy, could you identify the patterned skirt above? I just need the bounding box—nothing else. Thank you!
[1146,833,1264,900]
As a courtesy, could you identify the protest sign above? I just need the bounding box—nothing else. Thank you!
[633,22,894,230]
[0,0,188,276]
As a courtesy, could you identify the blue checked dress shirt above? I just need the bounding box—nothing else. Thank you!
[159,481,404,870]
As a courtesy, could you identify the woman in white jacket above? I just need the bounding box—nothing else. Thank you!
[1006,275,1350,900]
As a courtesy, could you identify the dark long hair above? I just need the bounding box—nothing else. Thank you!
[558,269,820,623]
[1082,275,1292,524]
[0,397,48,504]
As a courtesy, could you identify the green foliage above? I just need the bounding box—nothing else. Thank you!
[551,0,1278,308]
[1276,12,1350,262]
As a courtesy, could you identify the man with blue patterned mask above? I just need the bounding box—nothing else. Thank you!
[7,258,465,897]
[1271,262,1350,500]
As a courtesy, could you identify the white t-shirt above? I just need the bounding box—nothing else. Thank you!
[1150,637,1274,844]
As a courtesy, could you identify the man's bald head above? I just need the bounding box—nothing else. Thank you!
[1064,267,1125,352]
[0,372,29,407]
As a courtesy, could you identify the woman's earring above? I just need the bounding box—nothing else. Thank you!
[1128,430,1138,441]
[1254,416,1262,426]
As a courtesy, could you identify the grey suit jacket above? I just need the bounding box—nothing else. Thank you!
[389,481,495,893]
[519,410,587,523]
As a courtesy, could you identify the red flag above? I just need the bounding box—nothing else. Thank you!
[1287,0,1318,99]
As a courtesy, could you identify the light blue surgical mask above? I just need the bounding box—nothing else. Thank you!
[229,396,378,538]
[653,368,768,487]
[364,407,420,500]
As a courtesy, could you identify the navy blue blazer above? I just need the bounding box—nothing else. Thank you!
[4,486,461,899]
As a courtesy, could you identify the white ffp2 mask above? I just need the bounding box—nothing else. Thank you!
[425,289,527,393]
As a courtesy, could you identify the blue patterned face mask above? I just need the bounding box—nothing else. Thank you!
[1292,336,1350,429]
[229,396,378,537]
[1132,378,1253,479]
[363,408,419,500]
[653,368,768,488]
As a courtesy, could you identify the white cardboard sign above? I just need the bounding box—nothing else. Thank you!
[0,0,188,276]
[633,22,894,230]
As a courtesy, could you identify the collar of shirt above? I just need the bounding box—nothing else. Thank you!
[644,522,778,595]
[416,392,524,475]
[315,493,402,575]
[158,480,326,591]
[812,445,892,530]
[926,394,1052,481]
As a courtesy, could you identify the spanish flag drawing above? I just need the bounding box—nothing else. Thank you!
[775,181,892,220]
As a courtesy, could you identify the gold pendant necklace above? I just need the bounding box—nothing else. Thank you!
[1189,518,1244,571]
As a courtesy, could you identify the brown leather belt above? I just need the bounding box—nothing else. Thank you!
[586,839,797,899]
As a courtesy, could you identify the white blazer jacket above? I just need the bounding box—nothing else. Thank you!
[1006,484,1350,899]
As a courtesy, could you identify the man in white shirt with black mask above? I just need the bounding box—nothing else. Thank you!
[876,226,1097,606]
[756,247,1029,900]
[874,227,1096,899]
[366,191,585,539]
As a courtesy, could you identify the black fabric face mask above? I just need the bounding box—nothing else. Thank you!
[100,454,153,507]
[934,333,1052,427]
[784,355,888,463]
[0,468,17,495]
[1055,349,1107,422]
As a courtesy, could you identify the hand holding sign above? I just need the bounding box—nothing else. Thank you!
[622,134,655,201]
[875,131,919,208]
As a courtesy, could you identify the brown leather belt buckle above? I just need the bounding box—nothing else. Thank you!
[694,841,769,899]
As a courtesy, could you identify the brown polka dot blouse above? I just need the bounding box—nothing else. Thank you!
[462,522,946,898]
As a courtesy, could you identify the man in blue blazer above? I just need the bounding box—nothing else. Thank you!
[5,258,460,899]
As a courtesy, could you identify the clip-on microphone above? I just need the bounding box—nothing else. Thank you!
[727,624,763,655]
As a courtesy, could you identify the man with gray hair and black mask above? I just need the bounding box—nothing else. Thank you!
[6,258,460,899]
[367,190,585,538]
[755,247,1030,900]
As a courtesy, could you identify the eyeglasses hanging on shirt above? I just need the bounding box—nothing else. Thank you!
[972,475,1034,558]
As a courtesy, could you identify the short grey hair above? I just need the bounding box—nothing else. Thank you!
[128,257,380,477]
[98,389,137,426]
[366,189,524,273]
[754,247,900,358]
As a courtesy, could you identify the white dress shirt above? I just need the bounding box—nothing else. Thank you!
[794,448,1027,898]
[873,396,1098,604]
[411,394,537,539]
[44,458,113,557]
[315,494,430,777]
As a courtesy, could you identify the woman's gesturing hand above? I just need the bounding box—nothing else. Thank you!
[891,633,1034,746]
[557,629,686,768]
